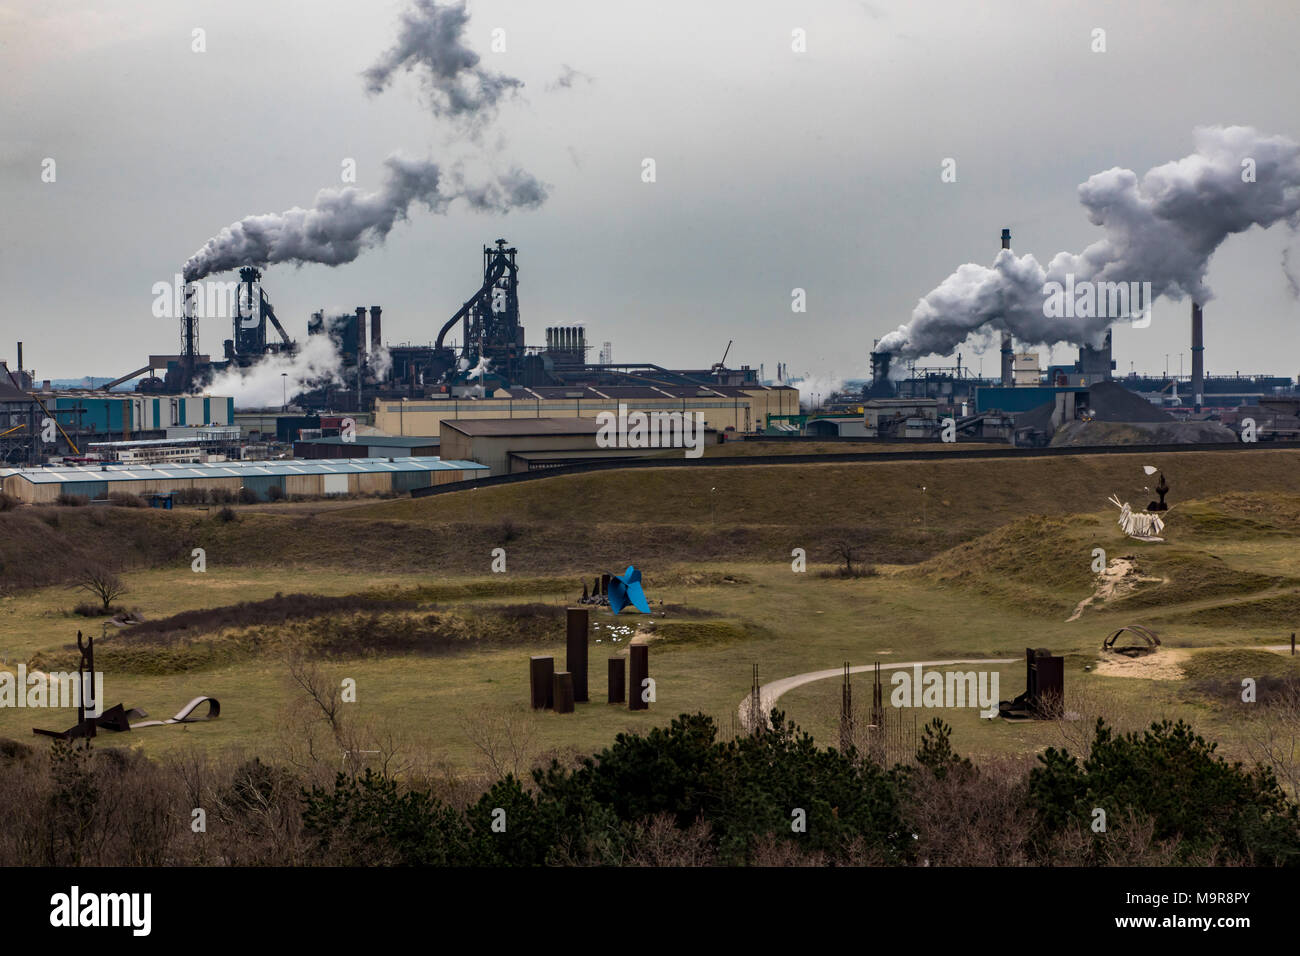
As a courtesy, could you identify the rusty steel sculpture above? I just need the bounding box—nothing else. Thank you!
[1103,624,1162,656]
[33,630,220,739]
[998,648,1064,720]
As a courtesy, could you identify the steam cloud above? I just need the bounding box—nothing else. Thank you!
[794,373,847,410]
[879,126,1300,359]
[201,332,346,409]
[363,0,521,122]
[182,154,547,282]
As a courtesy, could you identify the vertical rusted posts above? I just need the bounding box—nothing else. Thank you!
[553,672,575,714]
[530,655,554,709]
[629,644,649,711]
[566,607,589,703]
[839,661,853,752]
[608,657,625,703]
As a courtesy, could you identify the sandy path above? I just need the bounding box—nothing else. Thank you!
[737,658,1019,732]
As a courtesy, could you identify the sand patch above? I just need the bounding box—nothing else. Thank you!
[1094,647,1188,680]
[1067,556,1164,622]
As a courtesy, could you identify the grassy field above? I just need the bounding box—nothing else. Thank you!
[1,448,1297,781]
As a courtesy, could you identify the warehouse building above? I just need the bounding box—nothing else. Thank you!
[52,394,235,434]
[293,435,440,459]
[440,418,720,475]
[1,456,485,504]
[374,384,799,438]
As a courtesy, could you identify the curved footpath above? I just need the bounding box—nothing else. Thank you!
[737,658,1019,732]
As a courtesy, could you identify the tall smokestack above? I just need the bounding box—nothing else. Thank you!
[16,342,22,374]
[355,307,368,366]
[1191,302,1205,411]
[1000,228,1014,386]
[370,307,382,353]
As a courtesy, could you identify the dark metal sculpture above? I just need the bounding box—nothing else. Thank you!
[552,672,575,714]
[566,608,589,703]
[1103,624,1162,654]
[629,645,649,711]
[998,648,1064,720]
[1147,472,1170,511]
[839,662,854,752]
[608,657,625,703]
[529,655,554,709]
[33,631,217,738]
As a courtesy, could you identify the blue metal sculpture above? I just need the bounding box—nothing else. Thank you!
[607,565,651,614]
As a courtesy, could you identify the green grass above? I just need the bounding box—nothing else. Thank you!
[2,452,1299,778]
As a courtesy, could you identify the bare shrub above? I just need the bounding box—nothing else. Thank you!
[1242,680,1300,800]
[625,814,716,866]
[461,709,539,780]
[905,755,1034,866]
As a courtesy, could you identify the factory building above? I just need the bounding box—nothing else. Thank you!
[51,394,234,434]
[87,426,242,463]
[1,457,485,504]
[439,418,720,476]
[863,399,940,437]
[374,384,798,439]
[293,435,440,459]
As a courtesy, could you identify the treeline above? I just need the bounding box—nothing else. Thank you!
[0,713,1296,866]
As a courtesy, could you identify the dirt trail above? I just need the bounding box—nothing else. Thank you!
[1067,557,1163,622]
[737,658,1018,732]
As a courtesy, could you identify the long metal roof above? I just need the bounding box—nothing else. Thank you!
[2,456,486,484]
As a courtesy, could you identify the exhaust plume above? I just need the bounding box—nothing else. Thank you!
[182,154,547,282]
[200,333,346,409]
[363,0,521,122]
[794,373,847,410]
[880,126,1300,359]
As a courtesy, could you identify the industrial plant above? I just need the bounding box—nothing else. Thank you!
[3,221,1297,483]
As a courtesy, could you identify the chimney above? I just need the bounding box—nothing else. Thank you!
[16,342,22,374]
[869,349,893,397]
[369,307,382,353]
[1191,302,1205,411]
[1000,228,1014,386]
[355,307,367,365]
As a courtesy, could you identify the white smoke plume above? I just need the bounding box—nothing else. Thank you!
[880,126,1300,359]
[201,333,346,410]
[794,374,847,411]
[363,0,521,123]
[182,154,547,282]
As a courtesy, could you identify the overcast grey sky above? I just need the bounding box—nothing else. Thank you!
[3,0,1298,383]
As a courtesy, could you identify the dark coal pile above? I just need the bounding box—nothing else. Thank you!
[1051,420,1238,445]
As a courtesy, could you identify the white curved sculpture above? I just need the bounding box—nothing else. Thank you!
[1108,494,1165,540]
